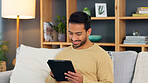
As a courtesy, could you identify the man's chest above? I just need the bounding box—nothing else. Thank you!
[57,54,98,75]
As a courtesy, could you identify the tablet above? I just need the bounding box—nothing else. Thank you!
[47,60,75,81]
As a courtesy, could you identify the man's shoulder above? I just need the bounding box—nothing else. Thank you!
[93,44,111,59]
[93,43,106,52]
[58,46,72,54]
[55,46,72,59]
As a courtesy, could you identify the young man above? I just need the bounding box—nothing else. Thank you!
[47,11,114,83]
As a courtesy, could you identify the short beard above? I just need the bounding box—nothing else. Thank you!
[72,37,87,49]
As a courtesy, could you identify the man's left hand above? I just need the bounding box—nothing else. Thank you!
[64,71,83,83]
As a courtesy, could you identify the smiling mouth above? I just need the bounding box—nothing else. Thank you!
[72,41,79,45]
[72,40,81,45]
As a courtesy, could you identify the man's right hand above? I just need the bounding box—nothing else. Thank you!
[50,71,54,78]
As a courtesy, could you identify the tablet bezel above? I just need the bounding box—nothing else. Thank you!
[47,60,75,81]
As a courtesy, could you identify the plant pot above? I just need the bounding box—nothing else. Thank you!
[58,33,66,42]
[0,61,6,72]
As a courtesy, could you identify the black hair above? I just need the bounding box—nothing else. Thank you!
[69,11,91,31]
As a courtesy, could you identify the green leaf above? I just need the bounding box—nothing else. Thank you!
[54,15,66,34]
[0,40,9,61]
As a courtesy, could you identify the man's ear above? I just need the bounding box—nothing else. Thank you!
[87,28,92,36]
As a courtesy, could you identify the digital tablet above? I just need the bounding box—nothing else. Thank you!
[47,60,75,81]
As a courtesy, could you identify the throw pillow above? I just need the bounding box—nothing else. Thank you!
[132,52,148,83]
[10,44,62,83]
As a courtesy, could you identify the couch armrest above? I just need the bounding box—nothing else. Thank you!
[0,70,12,83]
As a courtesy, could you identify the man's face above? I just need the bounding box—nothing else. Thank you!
[68,23,88,49]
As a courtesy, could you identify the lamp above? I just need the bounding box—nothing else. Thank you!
[1,0,36,48]
[1,0,36,66]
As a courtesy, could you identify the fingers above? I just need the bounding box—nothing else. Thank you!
[65,76,78,83]
[50,71,54,77]
[64,71,78,81]
[65,71,83,83]
[66,71,78,77]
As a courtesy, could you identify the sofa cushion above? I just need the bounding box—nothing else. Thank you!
[10,44,62,83]
[132,52,148,83]
[0,70,12,83]
[109,51,137,83]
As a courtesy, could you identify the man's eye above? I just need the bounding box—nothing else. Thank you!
[69,33,73,35]
[77,34,81,36]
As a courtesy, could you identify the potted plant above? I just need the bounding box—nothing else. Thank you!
[0,40,9,72]
[54,15,66,42]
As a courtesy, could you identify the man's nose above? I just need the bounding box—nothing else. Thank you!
[72,35,77,41]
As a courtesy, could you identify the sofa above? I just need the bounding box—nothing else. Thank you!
[0,44,148,83]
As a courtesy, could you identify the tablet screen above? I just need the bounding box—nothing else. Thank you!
[47,60,75,81]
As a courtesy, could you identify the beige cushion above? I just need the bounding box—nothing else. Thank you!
[10,44,62,83]
[132,52,148,83]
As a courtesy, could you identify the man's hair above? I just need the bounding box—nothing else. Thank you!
[69,11,91,31]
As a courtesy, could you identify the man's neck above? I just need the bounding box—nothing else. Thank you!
[75,40,94,50]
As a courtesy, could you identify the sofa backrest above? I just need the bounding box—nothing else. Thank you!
[109,51,138,83]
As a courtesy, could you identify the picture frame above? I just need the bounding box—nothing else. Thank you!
[95,3,107,17]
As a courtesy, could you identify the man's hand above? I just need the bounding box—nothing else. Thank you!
[64,71,83,83]
[50,71,54,78]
